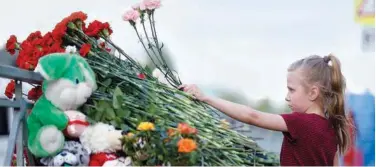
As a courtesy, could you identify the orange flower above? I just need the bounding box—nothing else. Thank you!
[167,128,177,137]
[177,123,197,135]
[126,132,134,138]
[177,138,197,153]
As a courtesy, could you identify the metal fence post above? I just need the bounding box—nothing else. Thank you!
[3,106,23,166]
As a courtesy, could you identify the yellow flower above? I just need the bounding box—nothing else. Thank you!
[137,122,155,131]
[220,119,230,129]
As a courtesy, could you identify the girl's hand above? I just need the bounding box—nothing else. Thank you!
[178,84,207,102]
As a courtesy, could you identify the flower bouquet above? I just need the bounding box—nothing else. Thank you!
[3,0,279,166]
[123,122,200,166]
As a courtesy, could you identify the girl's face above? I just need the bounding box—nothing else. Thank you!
[285,70,315,113]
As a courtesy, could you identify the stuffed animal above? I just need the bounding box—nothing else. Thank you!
[80,123,131,166]
[27,53,97,157]
[63,110,89,139]
[40,141,90,166]
[102,157,132,167]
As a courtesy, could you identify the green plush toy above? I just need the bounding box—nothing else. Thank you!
[27,53,97,157]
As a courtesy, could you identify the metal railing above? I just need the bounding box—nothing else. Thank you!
[0,65,43,166]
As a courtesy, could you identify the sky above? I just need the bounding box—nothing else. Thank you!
[0,0,374,104]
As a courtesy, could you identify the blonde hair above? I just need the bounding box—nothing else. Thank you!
[288,54,350,154]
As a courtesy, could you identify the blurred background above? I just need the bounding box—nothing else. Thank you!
[0,0,374,166]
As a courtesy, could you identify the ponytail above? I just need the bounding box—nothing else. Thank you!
[324,54,350,155]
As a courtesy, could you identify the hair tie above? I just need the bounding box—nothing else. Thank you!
[323,56,330,64]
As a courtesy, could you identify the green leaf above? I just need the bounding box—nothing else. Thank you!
[94,108,103,121]
[98,86,106,93]
[106,108,116,119]
[103,78,112,87]
[94,100,111,121]
[110,120,118,128]
[189,151,198,165]
[144,65,153,76]
[157,155,163,161]
[113,86,124,109]
[146,157,156,165]
[115,107,130,118]
[86,117,97,124]
[115,117,123,125]
[84,106,96,119]
[147,103,157,115]
[120,124,129,131]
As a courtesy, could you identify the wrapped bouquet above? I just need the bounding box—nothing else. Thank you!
[3,0,279,166]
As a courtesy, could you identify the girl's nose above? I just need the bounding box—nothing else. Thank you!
[285,96,290,102]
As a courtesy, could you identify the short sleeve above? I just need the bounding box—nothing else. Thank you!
[280,112,304,142]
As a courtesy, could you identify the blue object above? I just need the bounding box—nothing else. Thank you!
[346,91,375,166]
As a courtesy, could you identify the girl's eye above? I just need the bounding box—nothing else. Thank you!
[75,79,79,84]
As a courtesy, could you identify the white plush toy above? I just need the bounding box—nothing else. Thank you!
[79,123,132,166]
[63,110,89,139]
[102,157,132,167]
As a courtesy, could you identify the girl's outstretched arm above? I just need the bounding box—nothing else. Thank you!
[204,95,288,132]
[179,84,288,132]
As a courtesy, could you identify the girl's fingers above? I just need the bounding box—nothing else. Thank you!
[178,84,187,90]
[184,85,194,92]
[186,88,194,94]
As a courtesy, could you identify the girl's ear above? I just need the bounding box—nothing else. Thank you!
[35,53,72,80]
[308,85,320,101]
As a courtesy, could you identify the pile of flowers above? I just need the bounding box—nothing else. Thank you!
[3,0,279,166]
[123,122,200,166]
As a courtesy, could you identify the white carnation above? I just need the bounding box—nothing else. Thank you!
[152,68,169,86]
[65,45,77,54]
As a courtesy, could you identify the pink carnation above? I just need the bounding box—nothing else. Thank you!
[141,0,161,10]
[122,9,140,22]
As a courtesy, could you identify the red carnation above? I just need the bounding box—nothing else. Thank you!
[6,35,18,55]
[68,11,88,22]
[26,31,42,42]
[48,42,65,54]
[85,20,102,38]
[103,22,112,34]
[16,41,34,70]
[85,20,113,38]
[32,49,44,59]
[27,86,43,101]
[67,11,87,30]
[20,41,34,55]
[101,22,113,37]
[99,42,111,52]
[79,43,91,57]
[138,73,146,80]
[51,11,88,42]
[52,18,69,42]
[42,32,55,47]
[4,80,15,99]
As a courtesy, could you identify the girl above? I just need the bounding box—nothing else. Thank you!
[179,54,350,166]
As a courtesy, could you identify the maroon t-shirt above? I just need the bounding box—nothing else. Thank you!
[280,112,338,166]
